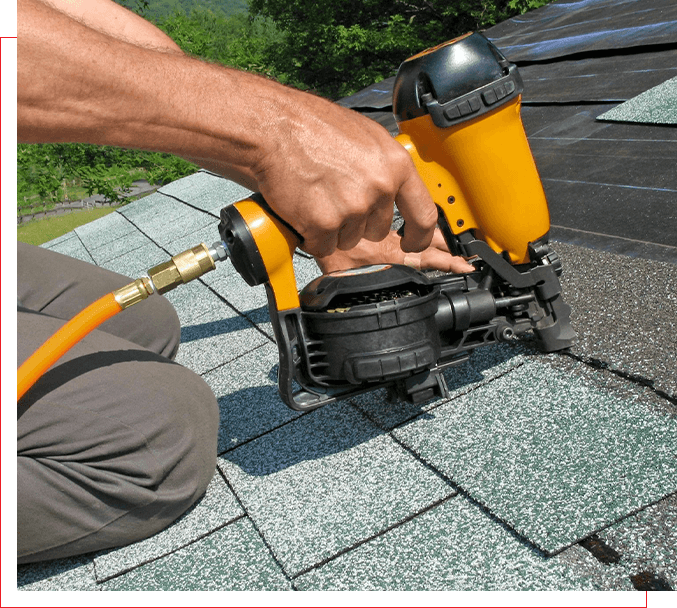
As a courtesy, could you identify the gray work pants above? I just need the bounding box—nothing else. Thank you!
[17,242,219,564]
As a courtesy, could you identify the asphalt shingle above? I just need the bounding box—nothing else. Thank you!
[598,76,677,124]
[17,555,97,591]
[99,517,291,591]
[98,240,168,277]
[294,495,633,591]
[597,493,677,588]
[218,401,455,577]
[172,291,267,376]
[159,169,252,216]
[200,259,271,326]
[202,342,303,453]
[393,358,677,555]
[42,233,95,264]
[73,210,137,248]
[93,471,243,582]
[556,241,677,399]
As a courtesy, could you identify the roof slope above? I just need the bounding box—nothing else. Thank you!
[18,0,677,595]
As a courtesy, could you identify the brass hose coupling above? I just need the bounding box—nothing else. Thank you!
[111,242,227,311]
[148,243,218,295]
[113,277,154,309]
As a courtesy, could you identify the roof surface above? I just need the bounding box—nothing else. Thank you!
[18,0,677,596]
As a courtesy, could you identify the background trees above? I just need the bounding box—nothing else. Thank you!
[247,0,544,98]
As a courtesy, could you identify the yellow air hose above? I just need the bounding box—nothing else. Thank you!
[17,243,226,402]
[18,292,126,401]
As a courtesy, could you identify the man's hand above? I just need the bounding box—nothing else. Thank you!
[315,229,475,274]
[251,92,438,257]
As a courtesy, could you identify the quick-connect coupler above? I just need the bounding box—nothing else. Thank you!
[111,241,228,307]
[112,277,154,309]
[147,242,228,295]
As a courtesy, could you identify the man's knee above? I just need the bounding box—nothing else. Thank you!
[17,352,219,563]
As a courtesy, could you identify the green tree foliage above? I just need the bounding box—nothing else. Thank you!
[115,0,248,21]
[248,0,551,98]
[156,9,282,75]
[17,143,197,209]
[507,0,551,13]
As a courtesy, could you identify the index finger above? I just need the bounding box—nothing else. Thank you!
[394,169,438,252]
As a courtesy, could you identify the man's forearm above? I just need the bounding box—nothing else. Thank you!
[35,0,245,177]
[18,0,292,187]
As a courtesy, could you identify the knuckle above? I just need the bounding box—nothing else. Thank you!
[304,235,335,258]
[419,203,439,228]
[404,202,437,231]
[366,220,391,242]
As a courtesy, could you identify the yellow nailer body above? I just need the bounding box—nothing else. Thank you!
[393,32,550,264]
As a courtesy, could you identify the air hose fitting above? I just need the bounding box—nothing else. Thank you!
[17,242,228,402]
[113,277,154,309]
[147,243,220,295]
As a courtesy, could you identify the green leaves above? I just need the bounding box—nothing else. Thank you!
[247,0,542,98]
[152,2,555,99]
[17,143,198,208]
[507,0,551,13]
[156,8,282,73]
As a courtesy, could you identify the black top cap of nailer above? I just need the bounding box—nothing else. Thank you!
[218,202,268,287]
[393,32,522,128]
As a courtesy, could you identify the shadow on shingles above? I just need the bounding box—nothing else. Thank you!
[349,341,534,431]
[216,339,536,473]
[217,353,520,475]
[180,315,254,342]
[219,390,387,477]
[220,362,394,475]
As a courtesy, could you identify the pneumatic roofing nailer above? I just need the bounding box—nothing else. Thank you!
[218,32,577,412]
[16,33,576,407]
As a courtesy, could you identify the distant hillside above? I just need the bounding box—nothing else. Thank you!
[115,0,248,22]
